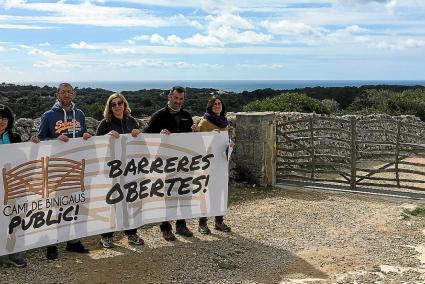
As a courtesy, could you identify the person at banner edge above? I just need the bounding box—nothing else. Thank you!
[0,104,27,268]
[197,95,232,235]
[30,83,91,260]
[96,92,144,248]
[145,85,198,241]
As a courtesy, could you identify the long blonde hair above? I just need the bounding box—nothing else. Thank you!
[103,93,132,122]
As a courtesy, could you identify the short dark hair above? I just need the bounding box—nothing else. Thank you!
[56,82,74,96]
[169,86,186,96]
[0,104,15,131]
[206,95,226,116]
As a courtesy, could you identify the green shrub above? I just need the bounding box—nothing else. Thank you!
[243,92,330,114]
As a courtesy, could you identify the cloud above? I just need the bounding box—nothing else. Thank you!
[146,34,184,46]
[206,13,253,30]
[15,44,85,69]
[339,0,393,3]
[69,41,97,50]
[1,0,167,27]
[131,12,273,47]
[172,14,204,29]
[110,58,223,69]
[326,25,371,43]
[0,23,53,29]
[0,64,23,78]
[337,0,398,14]
[18,45,56,57]
[133,35,150,41]
[32,59,84,69]
[150,34,168,45]
[371,38,425,50]
[260,20,327,37]
[183,33,222,47]
[238,63,283,69]
[38,42,50,46]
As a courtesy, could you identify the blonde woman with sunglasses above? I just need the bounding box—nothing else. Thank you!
[96,93,144,248]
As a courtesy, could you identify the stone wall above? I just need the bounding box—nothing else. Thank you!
[234,112,276,186]
[13,112,425,187]
[14,114,238,180]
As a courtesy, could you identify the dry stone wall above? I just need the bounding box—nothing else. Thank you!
[13,112,425,186]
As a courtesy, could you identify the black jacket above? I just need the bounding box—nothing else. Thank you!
[145,106,193,134]
[96,116,139,135]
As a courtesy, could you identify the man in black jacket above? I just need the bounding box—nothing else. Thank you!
[145,86,196,241]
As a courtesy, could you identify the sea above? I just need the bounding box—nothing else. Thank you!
[20,80,425,93]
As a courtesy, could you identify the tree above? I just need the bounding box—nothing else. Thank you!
[321,99,340,113]
[243,92,330,114]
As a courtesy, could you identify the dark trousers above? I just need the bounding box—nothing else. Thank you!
[47,239,81,251]
[199,216,224,226]
[160,219,186,232]
[102,229,137,238]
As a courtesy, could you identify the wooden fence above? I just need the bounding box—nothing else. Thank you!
[276,115,425,191]
[2,157,85,204]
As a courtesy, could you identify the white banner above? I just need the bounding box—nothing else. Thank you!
[0,132,229,255]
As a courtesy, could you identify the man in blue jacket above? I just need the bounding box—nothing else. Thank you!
[32,82,91,260]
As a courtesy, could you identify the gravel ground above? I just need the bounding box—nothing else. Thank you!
[1,184,425,284]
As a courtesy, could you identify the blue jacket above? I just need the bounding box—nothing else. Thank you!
[38,101,87,140]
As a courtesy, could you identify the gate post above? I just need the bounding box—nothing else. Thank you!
[395,119,401,187]
[350,116,357,190]
[235,112,276,186]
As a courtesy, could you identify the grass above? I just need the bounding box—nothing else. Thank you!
[409,207,425,217]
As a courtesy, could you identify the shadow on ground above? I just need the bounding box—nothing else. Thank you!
[5,231,327,284]
[229,185,329,205]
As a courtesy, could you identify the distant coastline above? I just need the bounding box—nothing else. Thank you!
[12,80,425,93]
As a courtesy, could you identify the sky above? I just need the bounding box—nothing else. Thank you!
[0,0,424,82]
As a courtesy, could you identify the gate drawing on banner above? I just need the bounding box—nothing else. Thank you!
[277,115,425,192]
[2,157,86,205]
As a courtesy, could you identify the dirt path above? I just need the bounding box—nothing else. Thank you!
[1,185,425,283]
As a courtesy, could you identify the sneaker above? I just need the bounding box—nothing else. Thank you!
[176,226,194,237]
[162,230,176,242]
[127,234,145,246]
[215,222,231,232]
[8,255,27,268]
[46,246,58,261]
[100,236,114,248]
[65,241,90,253]
[198,224,211,235]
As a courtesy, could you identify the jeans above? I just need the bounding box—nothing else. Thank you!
[199,216,224,226]
[101,229,137,238]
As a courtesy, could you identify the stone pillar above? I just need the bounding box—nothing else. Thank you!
[235,112,276,186]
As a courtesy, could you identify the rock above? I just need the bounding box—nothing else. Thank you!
[85,117,99,135]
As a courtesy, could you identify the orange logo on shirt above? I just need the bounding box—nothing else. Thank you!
[55,120,81,134]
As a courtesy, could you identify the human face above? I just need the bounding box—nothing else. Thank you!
[168,90,185,111]
[110,98,125,118]
[56,84,75,108]
[212,99,222,116]
[0,117,8,134]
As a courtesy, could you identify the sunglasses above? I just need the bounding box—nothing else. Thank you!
[110,101,124,108]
